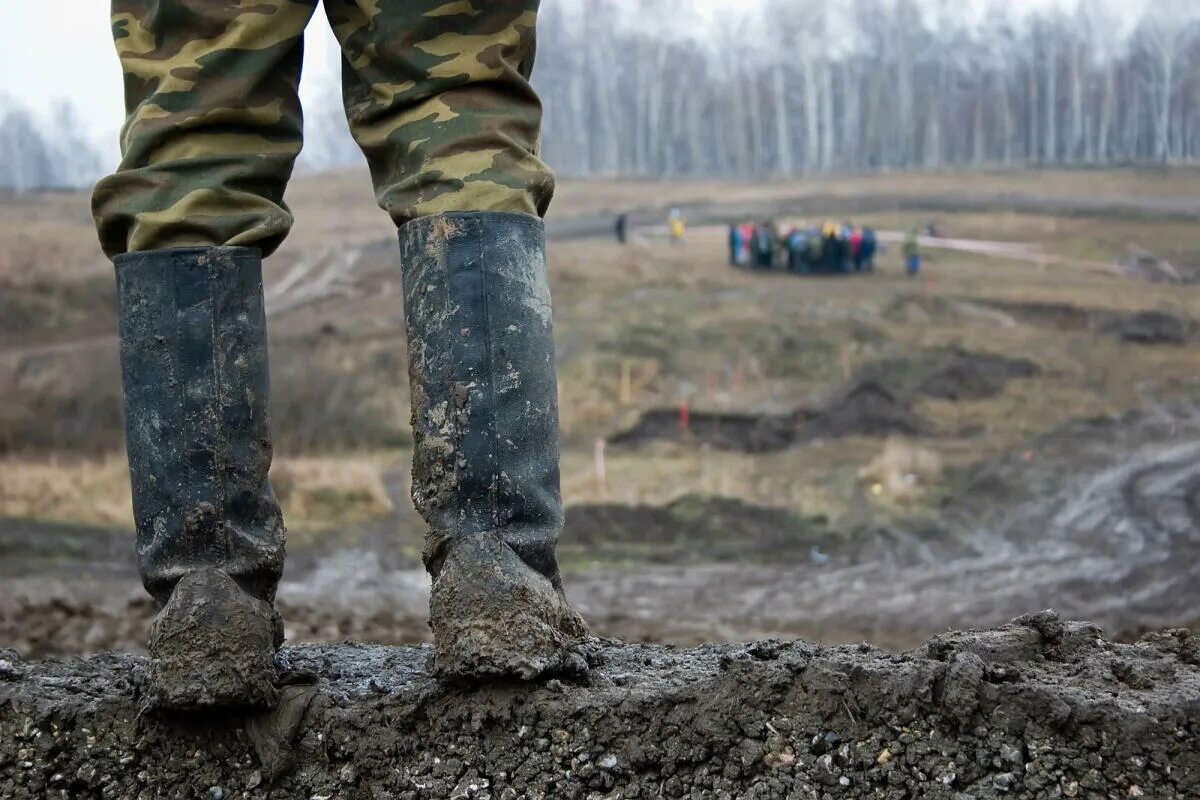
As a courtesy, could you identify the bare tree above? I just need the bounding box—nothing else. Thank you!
[70,0,1196,184]
[1136,0,1200,163]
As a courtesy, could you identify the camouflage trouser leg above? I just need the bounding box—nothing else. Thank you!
[323,0,554,227]
[92,0,555,258]
[92,1,318,259]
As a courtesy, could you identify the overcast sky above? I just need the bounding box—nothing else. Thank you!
[0,0,1099,156]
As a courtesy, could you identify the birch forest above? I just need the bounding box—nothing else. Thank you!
[534,0,1200,176]
[3,0,1200,190]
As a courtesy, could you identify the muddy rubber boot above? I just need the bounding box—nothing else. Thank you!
[116,247,286,709]
[400,213,590,681]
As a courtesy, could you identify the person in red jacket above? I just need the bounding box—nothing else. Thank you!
[850,228,865,272]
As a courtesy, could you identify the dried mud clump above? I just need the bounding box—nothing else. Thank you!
[1,614,1197,798]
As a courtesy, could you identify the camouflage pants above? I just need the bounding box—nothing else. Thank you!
[92,0,554,258]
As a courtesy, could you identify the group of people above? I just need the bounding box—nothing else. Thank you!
[730,220,880,275]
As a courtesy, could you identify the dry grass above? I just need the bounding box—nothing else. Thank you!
[0,454,396,532]
[840,210,1200,269]
[270,455,394,528]
[0,454,132,527]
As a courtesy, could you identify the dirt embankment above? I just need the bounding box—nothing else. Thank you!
[1,613,1197,799]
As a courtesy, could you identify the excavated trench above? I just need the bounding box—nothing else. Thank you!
[974,300,1195,345]
[1,614,1198,799]
[609,381,929,453]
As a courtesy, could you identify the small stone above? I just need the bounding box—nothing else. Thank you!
[246,771,263,790]
[1063,781,1080,797]
[810,730,841,755]
[1129,786,1144,797]
[992,772,1015,792]
[208,789,224,800]
[598,754,618,770]
[877,748,893,765]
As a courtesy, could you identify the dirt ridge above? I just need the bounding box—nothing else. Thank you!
[1,614,1197,799]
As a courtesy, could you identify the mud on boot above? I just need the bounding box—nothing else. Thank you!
[429,533,590,680]
[146,570,282,710]
[401,213,590,682]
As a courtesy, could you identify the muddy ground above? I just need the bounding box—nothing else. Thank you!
[2,614,1198,799]
[4,401,1199,658]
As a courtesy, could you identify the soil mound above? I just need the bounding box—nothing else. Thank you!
[610,408,798,452]
[611,382,928,451]
[565,495,827,561]
[919,352,1039,401]
[1108,310,1189,345]
[802,380,929,440]
[978,299,1193,344]
[1,614,1197,798]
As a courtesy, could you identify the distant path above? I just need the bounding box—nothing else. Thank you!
[545,190,1200,241]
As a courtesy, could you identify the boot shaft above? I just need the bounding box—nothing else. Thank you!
[116,247,284,604]
[400,213,563,578]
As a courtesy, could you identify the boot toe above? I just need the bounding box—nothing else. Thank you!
[429,533,591,681]
[147,569,282,710]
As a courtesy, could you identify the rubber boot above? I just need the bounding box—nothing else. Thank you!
[400,213,590,681]
[116,246,285,709]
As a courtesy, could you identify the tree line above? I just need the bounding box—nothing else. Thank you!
[0,98,103,192]
[535,0,1200,176]
[3,0,1199,190]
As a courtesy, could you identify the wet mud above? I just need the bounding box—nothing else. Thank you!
[564,496,829,563]
[918,352,1040,401]
[800,380,929,441]
[852,347,1039,403]
[610,381,929,452]
[609,409,799,452]
[1,614,1197,799]
[1108,310,1189,345]
[976,299,1195,344]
